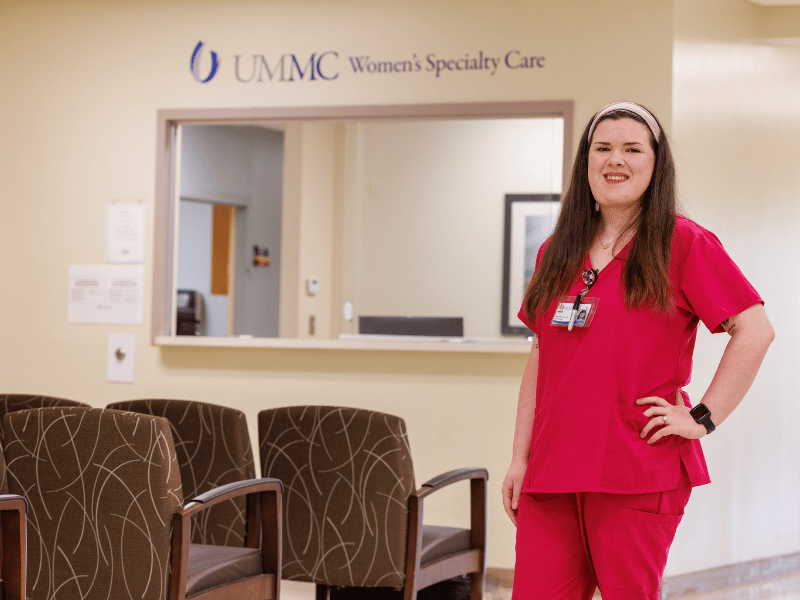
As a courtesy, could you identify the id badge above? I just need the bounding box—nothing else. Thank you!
[551,296,599,328]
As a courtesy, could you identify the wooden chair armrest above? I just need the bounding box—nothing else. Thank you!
[416,468,488,500]
[169,478,283,600]
[187,478,283,509]
[405,468,488,600]
[0,494,27,600]
[0,494,27,514]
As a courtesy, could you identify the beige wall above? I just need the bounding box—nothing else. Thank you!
[1,0,795,577]
[669,0,800,573]
[279,121,339,339]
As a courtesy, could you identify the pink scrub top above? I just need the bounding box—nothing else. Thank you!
[517,216,763,494]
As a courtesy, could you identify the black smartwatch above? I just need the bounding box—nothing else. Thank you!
[690,403,716,434]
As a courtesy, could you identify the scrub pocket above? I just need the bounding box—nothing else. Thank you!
[601,401,681,492]
[601,506,683,598]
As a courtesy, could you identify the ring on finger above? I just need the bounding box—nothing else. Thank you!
[662,415,668,424]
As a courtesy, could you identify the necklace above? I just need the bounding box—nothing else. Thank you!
[599,231,627,250]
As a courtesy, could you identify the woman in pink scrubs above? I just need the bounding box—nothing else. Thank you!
[502,102,775,600]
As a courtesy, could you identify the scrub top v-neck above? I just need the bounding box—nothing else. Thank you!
[517,216,762,494]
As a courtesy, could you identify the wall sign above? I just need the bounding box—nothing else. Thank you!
[190,40,546,84]
[68,265,144,325]
[107,202,145,263]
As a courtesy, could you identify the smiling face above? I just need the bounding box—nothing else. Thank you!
[588,117,656,214]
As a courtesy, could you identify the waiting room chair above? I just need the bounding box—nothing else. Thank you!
[0,393,89,424]
[3,407,281,600]
[0,441,26,600]
[258,405,487,600]
[108,399,256,547]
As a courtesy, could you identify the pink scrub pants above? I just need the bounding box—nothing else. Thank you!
[512,466,692,600]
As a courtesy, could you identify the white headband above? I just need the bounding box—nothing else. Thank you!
[587,101,661,145]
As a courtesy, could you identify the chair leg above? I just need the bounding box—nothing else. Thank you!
[470,571,485,600]
[315,583,329,600]
[402,584,417,600]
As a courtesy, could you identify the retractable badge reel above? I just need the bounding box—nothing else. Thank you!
[551,269,600,331]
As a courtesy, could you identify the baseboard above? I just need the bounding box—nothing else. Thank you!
[486,567,514,591]
[660,552,800,598]
[488,552,800,598]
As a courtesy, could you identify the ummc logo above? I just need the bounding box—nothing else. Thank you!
[189,41,340,84]
[234,52,339,82]
[190,41,219,83]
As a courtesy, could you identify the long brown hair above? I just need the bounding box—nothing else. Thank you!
[523,104,677,320]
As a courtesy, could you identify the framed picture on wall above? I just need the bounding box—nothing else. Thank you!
[501,193,561,335]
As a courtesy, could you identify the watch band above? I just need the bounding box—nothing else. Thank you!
[690,403,716,434]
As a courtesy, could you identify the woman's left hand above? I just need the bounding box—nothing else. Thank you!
[637,392,707,444]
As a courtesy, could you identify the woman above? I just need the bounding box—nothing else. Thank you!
[501,101,774,600]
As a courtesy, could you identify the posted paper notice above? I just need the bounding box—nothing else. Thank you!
[107,203,145,263]
[68,265,144,324]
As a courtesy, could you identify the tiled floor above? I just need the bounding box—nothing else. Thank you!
[280,571,800,599]
[671,572,800,600]
[278,580,517,599]
[279,580,514,599]
[279,581,316,598]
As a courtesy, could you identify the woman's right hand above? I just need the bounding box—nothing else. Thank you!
[502,460,527,527]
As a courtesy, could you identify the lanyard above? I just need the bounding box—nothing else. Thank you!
[567,269,599,331]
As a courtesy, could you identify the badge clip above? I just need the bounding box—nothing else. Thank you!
[551,269,599,330]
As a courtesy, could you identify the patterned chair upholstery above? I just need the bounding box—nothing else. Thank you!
[4,407,282,600]
[0,395,90,441]
[258,405,487,600]
[0,394,89,416]
[0,442,26,600]
[107,399,256,547]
